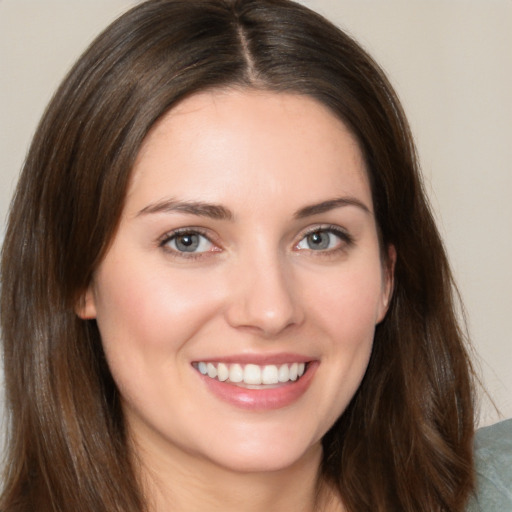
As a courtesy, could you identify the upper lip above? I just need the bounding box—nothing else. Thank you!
[191,353,314,365]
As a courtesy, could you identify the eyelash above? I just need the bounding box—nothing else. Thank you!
[158,225,354,260]
[295,225,355,255]
[158,228,218,260]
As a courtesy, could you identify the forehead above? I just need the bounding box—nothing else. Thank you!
[126,89,371,216]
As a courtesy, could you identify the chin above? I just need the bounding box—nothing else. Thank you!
[196,430,323,475]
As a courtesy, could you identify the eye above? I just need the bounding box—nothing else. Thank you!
[160,230,216,255]
[295,227,351,252]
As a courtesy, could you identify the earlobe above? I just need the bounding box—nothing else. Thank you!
[75,287,97,320]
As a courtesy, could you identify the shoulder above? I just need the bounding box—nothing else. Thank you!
[466,418,512,511]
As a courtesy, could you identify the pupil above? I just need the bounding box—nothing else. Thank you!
[307,231,329,250]
[176,234,199,252]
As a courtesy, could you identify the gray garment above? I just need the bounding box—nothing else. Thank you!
[466,418,512,511]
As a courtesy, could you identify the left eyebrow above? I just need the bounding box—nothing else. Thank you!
[293,197,371,219]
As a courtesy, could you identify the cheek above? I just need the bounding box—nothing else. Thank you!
[91,258,224,373]
[91,260,226,419]
[98,252,205,316]
[298,259,384,416]
[308,261,385,343]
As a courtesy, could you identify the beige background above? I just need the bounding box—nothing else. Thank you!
[0,1,511,426]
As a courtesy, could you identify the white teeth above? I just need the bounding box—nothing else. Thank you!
[196,361,308,385]
[207,362,217,379]
[229,363,244,383]
[289,362,298,381]
[217,362,229,382]
[261,364,279,384]
[244,364,262,385]
[278,364,289,382]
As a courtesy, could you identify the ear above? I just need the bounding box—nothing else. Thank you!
[377,244,396,323]
[75,286,97,320]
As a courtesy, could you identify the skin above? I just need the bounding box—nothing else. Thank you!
[79,89,394,512]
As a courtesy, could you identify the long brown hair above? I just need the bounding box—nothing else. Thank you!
[1,1,475,510]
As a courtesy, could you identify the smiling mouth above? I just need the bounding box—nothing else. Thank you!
[192,361,308,387]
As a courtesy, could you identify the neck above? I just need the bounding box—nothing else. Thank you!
[132,435,341,512]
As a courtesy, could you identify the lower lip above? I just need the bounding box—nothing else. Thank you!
[197,362,318,411]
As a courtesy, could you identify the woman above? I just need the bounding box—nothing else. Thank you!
[0,0,501,510]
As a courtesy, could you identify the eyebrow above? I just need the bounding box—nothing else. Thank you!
[293,197,371,219]
[137,199,234,220]
[137,196,370,221]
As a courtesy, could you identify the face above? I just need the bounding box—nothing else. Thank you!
[80,89,393,475]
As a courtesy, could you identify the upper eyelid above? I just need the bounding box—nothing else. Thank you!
[297,224,353,239]
[158,227,215,244]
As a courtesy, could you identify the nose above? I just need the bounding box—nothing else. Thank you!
[224,250,304,337]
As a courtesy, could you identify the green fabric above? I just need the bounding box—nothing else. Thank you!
[466,418,512,511]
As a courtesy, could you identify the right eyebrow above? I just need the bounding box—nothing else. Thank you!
[136,198,234,221]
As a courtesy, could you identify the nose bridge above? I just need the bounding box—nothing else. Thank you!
[225,240,303,336]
